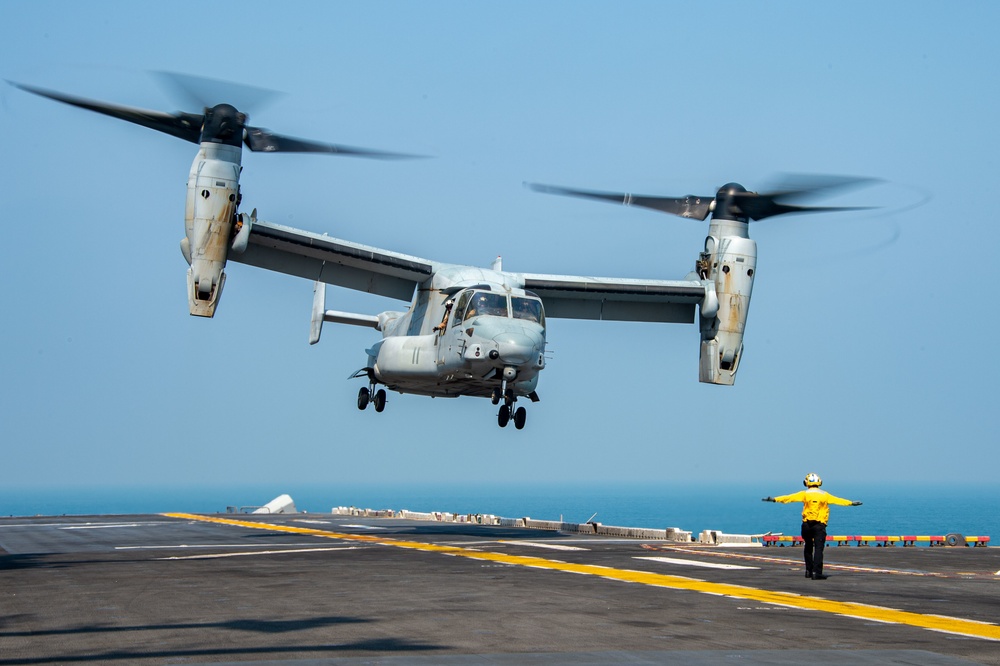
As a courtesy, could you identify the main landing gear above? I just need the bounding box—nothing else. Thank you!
[351,368,386,414]
[492,384,526,430]
[357,384,387,413]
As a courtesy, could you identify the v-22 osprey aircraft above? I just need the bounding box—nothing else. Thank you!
[11,79,874,430]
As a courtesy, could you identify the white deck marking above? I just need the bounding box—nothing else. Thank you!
[340,524,388,530]
[116,543,327,550]
[651,546,951,577]
[1,521,167,528]
[500,540,589,551]
[157,546,362,560]
[635,556,759,570]
[59,523,144,530]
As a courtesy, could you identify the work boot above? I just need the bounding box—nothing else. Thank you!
[812,573,828,580]
[805,571,813,578]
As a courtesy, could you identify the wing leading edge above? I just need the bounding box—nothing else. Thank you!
[233,219,706,324]
[521,273,705,323]
[234,219,435,301]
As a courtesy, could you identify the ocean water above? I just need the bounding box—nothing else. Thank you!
[1,482,997,540]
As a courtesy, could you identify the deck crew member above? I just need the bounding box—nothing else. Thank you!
[763,473,861,580]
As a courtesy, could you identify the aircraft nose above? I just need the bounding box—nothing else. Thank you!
[493,330,543,364]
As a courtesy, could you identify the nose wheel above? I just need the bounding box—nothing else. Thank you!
[496,383,527,429]
[498,404,510,427]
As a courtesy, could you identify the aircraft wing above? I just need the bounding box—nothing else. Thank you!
[230,218,706,323]
[232,219,435,301]
[519,272,707,323]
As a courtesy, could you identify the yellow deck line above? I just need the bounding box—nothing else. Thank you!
[164,513,1000,642]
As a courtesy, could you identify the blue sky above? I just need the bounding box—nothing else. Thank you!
[2,1,998,492]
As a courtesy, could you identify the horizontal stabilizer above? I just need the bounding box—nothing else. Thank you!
[323,310,380,328]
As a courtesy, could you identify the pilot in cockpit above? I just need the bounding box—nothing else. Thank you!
[465,294,486,321]
[513,298,538,323]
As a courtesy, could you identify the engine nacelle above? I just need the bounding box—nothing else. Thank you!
[699,235,756,385]
[183,143,242,317]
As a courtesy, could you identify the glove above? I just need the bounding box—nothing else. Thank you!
[851,501,863,506]
[762,497,776,502]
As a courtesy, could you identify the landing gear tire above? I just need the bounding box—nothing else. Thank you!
[498,404,511,428]
[357,387,370,410]
[491,388,502,405]
[513,406,527,430]
[374,389,387,413]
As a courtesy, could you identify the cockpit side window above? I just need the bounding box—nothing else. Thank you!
[452,290,472,327]
[512,296,544,326]
[465,291,508,321]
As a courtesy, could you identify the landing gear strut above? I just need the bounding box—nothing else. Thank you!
[496,380,527,430]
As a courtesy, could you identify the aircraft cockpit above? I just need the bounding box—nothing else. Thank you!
[450,290,545,327]
[511,295,544,325]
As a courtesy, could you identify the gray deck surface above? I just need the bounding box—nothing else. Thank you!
[1,513,997,665]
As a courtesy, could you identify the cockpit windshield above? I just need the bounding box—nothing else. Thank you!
[512,296,544,325]
[454,290,545,325]
[464,291,509,321]
[451,290,472,327]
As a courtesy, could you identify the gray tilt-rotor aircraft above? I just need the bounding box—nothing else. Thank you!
[11,79,873,430]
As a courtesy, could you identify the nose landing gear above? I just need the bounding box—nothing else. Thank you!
[495,381,527,429]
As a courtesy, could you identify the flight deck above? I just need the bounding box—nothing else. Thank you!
[1,512,998,665]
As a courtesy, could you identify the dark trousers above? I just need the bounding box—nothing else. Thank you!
[801,520,827,574]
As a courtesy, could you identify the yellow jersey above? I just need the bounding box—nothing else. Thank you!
[774,487,854,524]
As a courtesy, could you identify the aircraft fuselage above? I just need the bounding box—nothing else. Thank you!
[368,265,546,400]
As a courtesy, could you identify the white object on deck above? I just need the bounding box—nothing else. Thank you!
[253,494,297,514]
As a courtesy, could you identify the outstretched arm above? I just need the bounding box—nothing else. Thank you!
[771,491,805,504]
[827,493,861,507]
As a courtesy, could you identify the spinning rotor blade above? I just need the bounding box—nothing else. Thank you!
[11,77,425,158]
[735,199,873,220]
[152,70,281,116]
[243,127,424,158]
[529,175,878,222]
[731,175,880,221]
[155,71,423,157]
[9,81,203,143]
[526,183,713,220]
